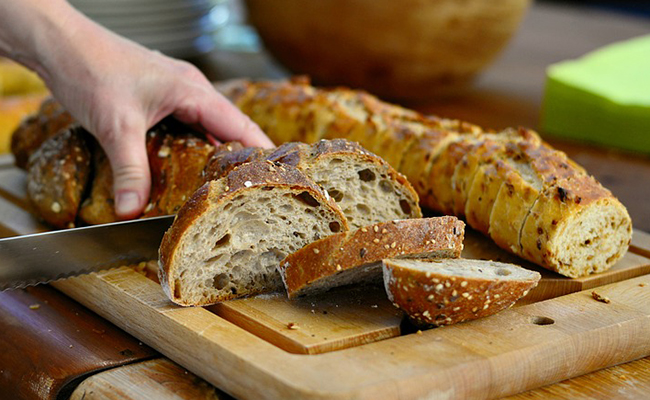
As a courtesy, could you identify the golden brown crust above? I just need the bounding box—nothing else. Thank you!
[383,259,540,327]
[279,217,465,298]
[26,126,91,229]
[202,143,264,183]
[398,131,452,200]
[425,136,478,214]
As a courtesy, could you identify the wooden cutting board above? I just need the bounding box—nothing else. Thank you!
[2,154,650,399]
[52,268,650,400]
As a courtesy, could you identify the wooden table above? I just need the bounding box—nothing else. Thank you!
[3,1,650,399]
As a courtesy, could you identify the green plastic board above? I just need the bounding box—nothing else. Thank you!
[541,34,650,154]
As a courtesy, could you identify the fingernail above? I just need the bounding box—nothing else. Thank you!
[116,191,141,217]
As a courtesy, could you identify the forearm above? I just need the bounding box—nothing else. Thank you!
[0,0,95,86]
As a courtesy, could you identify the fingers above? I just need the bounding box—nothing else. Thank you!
[173,89,275,149]
[95,120,151,220]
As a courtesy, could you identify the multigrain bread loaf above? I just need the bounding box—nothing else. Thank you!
[204,139,422,228]
[13,115,215,227]
[382,258,541,327]
[217,77,633,278]
[158,161,349,306]
[279,217,464,298]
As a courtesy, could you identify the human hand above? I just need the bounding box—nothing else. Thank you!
[41,11,273,219]
[0,1,273,219]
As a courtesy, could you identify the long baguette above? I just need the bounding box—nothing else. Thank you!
[217,77,633,278]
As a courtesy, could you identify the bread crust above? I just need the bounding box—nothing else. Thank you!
[26,126,91,228]
[279,217,465,298]
[144,128,215,217]
[158,161,350,305]
[382,259,540,327]
[202,143,265,183]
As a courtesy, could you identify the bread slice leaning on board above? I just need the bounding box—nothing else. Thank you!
[204,139,422,229]
[382,258,541,327]
[279,217,465,298]
[159,161,349,306]
[216,77,633,278]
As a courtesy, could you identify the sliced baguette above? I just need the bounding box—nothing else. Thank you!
[279,217,465,298]
[158,161,349,306]
[382,258,541,327]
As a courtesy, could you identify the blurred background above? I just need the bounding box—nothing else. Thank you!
[1,0,649,148]
[0,0,649,228]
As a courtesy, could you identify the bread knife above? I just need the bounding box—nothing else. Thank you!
[0,215,174,290]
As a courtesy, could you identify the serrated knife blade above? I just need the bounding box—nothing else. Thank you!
[0,215,174,290]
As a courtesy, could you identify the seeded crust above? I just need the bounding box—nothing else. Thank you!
[279,217,465,298]
[11,98,75,169]
[382,258,541,327]
[158,161,349,306]
[19,115,216,226]
[26,126,91,229]
[202,142,266,183]
[203,139,422,229]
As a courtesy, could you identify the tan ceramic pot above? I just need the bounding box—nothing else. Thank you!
[245,0,530,100]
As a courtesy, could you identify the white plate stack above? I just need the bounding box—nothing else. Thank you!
[69,0,230,59]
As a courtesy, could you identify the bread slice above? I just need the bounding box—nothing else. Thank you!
[158,161,349,306]
[450,129,537,218]
[382,258,541,327]
[203,139,422,229]
[279,217,465,298]
[276,139,422,228]
[519,174,632,277]
[26,126,91,228]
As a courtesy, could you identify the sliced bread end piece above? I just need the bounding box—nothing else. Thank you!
[382,258,541,327]
[158,161,348,306]
[279,216,465,299]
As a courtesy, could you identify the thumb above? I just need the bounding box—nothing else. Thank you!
[97,124,151,220]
